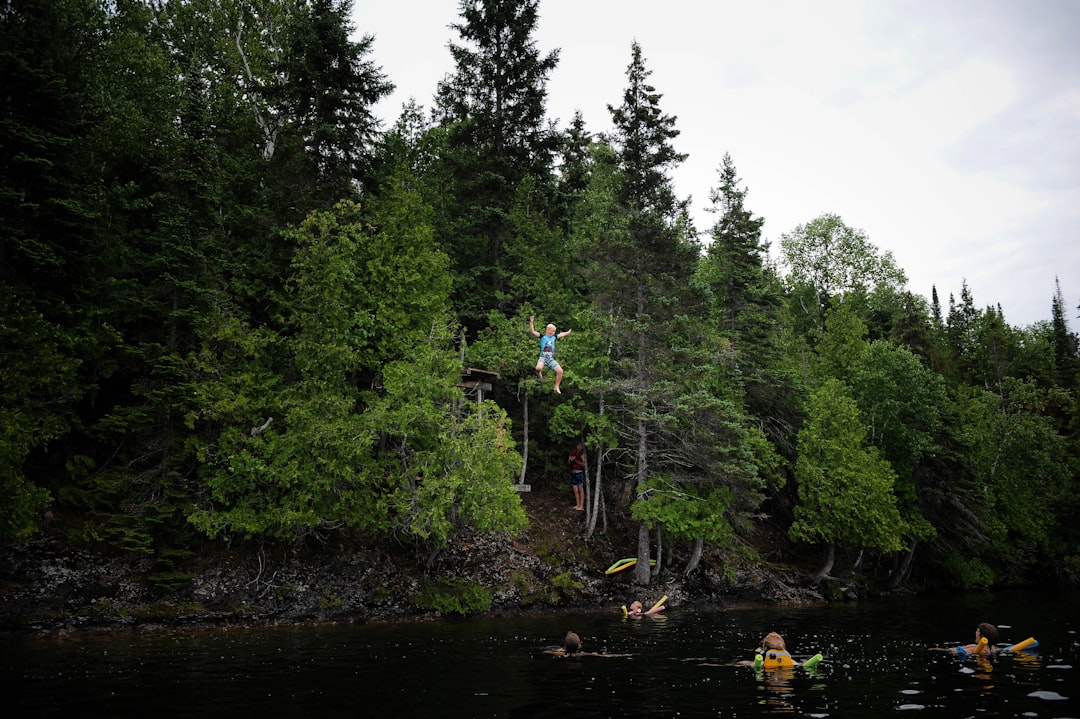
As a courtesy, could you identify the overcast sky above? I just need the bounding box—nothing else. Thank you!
[351,0,1079,328]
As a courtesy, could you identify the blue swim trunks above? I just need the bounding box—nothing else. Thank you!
[538,354,561,370]
[571,470,584,486]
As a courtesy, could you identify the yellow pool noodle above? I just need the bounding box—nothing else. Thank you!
[973,636,989,654]
[648,595,668,613]
[1006,636,1038,652]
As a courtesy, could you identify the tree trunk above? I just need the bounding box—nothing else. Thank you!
[809,542,835,585]
[585,393,605,539]
[518,387,529,485]
[887,539,917,590]
[684,537,704,575]
[651,525,662,579]
[633,522,651,585]
[585,442,602,539]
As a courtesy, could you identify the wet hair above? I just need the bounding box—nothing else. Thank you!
[978,622,999,646]
[761,632,786,651]
[564,631,582,654]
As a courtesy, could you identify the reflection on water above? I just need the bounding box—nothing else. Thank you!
[4,588,1077,718]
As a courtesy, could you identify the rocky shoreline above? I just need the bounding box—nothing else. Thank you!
[0,524,830,636]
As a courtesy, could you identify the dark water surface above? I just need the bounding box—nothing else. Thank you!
[4,588,1076,718]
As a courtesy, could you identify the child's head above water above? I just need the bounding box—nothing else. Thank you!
[761,632,786,651]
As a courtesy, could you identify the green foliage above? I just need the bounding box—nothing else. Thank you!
[318,592,343,610]
[780,213,907,334]
[0,290,79,541]
[189,197,466,543]
[433,0,560,324]
[148,571,197,594]
[850,339,948,542]
[547,571,584,604]
[953,379,1073,575]
[789,379,904,552]
[0,0,1076,597]
[811,303,870,383]
[933,554,995,591]
[469,309,537,386]
[413,578,493,616]
[632,477,735,546]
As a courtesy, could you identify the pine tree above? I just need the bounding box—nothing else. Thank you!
[267,0,393,208]
[554,110,593,235]
[1051,278,1079,388]
[587,41,706,584]
[700,153,767,336]
[434,0,560,323]
[697,153,797,455]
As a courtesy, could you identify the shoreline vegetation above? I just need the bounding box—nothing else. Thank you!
[3,0,1078,631]
[1,490,832,637]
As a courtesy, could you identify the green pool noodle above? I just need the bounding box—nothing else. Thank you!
[802,653,823,668]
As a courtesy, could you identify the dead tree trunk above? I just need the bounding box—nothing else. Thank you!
[684,537,704,575]
[809,542,835,585]
[585,443,603,539]
[585,393,607,539]
[518,387,529,485]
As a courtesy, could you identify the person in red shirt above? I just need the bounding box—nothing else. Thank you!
[568,441,586,510]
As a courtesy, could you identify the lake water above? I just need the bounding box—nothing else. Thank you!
[4,588,1076,718]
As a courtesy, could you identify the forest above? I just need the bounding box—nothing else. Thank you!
[2,0,1078,595]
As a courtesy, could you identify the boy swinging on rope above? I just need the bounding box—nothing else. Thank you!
[529,315,571,394]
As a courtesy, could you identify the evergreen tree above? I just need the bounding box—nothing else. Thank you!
[944,281,979,383]
[697,154,799,457]
[553,110,593,235]
[189,193,526,547]
[0,0,204,547]
[267,0,393,208]
[850,339,947,584]
[700,153,767,336]
[1051,278,1079,388]
[889,291,937,367]
[434,0,560,323]
[949,379,1073,585]
[589,41,707,584]
[789,378,904,582]
[1,0,107,537]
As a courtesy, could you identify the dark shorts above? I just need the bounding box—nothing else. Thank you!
[571,470,584,487]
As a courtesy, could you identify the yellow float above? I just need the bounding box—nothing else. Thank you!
[605,558,656,575]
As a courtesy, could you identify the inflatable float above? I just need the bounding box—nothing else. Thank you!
[752,651,823,670]
[955,636,1038,655]
[605,558,656,575]
[1003,636,1038,652]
